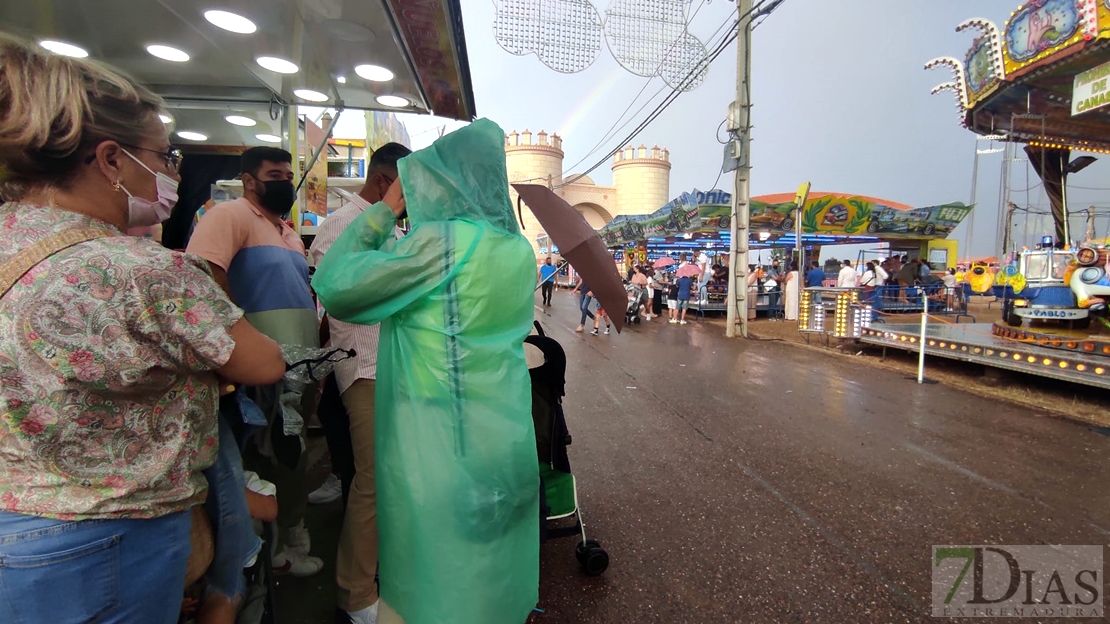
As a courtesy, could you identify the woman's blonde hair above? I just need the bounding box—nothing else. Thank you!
[0,34,163,199]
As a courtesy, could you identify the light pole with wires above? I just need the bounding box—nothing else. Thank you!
[726,0,753,338]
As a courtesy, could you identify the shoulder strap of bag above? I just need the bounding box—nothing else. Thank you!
[0,227,111,298]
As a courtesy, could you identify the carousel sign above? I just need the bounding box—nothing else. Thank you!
[1073,58,1110,115]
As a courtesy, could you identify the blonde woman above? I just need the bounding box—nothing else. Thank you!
[0,36,285,623]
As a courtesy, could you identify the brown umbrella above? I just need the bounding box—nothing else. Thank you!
[513,183,626,333]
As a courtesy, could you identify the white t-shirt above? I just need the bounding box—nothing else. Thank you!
[837,265,858,288]
[860,270,877,287]
[875,265,889,284]
[942,273,958,288]
[697,252,710,277]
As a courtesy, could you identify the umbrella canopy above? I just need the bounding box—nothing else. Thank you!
[513,184,625,333]
[676,264,701,279]
[653,256,675,269]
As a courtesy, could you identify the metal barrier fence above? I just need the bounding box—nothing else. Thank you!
[865,283,975,323]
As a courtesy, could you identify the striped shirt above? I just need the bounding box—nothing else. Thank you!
[309,196,403,393]
[186,197,318,348]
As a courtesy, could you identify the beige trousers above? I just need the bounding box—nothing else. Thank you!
[337,379,379,612]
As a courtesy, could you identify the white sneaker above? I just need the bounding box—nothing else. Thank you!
[346,601,379,624]
[272,549,324,577]
[286,521,311,555]
[308,473,342,505]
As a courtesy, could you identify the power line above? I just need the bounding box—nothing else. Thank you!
[560,3,738,175]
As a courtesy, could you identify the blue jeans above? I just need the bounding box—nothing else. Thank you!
[202,413,262,601]
[0,509,190,624]
[578,293,595,325]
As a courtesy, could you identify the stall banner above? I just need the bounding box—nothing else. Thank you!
[599,191,702,247]
[366,111,412,150]
[386,0,474,120]
[304,117,328,217]
[1073,58,1110,115]
[795,196,972,239]
[599,189,972,247]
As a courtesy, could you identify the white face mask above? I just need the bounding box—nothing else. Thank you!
[119,149,179,228]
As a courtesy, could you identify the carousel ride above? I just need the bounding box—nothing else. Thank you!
[862,0,1110,388]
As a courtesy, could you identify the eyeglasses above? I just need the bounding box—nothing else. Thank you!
[83,143,184,172]
[122,143,184,172]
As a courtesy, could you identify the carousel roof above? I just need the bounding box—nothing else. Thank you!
[930,0,1110,153]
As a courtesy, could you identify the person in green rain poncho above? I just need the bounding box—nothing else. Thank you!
[313,119,539,624]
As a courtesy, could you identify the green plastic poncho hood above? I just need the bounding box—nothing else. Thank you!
[399,118,521,235]
[312,118,539,624]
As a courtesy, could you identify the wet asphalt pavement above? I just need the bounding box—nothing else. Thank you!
[283,290,1110,623]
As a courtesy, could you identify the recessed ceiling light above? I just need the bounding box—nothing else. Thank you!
[376,95,410,108]
[158,114,173,124]
[294,89,328,102]
[39,40,88,58]
[225,115,257,127]
[176,131,208,141]
[355,64,394,82]
[256,56,299,74]
[337,76,347,84]
[146,44,189,62]
[256,134,282,143]
[204,10,257,34]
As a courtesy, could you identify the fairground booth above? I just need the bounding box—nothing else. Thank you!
[600,188,971,315]
[927,0,1110,249]
[1,0,477,252]
[859,0,1110,393]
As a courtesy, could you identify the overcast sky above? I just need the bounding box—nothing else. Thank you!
[326,0,1110,259]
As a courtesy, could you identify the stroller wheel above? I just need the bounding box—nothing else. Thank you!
[576,540,609,575]
[575,539,600,564]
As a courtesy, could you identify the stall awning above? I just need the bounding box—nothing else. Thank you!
[1,0,476,144]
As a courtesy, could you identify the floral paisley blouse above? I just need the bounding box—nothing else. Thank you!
[0,203,243,520]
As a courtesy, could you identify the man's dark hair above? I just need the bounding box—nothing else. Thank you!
[368,142,412,176]
[241,146,292,177]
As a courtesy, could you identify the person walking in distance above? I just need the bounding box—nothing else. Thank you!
[590,300,612,336]
[784,261,801,321]
[572,280,595,332]
[674,272,694,325]
[538,257,557,307]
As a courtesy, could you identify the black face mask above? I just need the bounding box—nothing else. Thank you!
[254,179,296,215]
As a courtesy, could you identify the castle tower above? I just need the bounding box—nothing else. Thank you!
[611,144,671,217]
[505,129,564,256]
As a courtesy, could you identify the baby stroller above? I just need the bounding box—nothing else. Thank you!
[196,345,354,624]
[525,322,610,576]
[625,284,646,325]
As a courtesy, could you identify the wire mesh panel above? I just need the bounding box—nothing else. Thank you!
[493,0,605,74]
[604,0,709,90]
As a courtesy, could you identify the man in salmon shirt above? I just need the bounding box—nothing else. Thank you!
[186,146,323,577]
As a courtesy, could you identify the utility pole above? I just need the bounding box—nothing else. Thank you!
[967,139,979,259]
[726,0,753,338]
